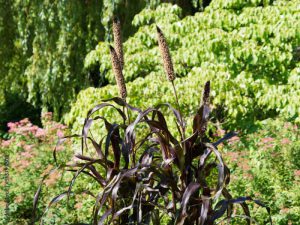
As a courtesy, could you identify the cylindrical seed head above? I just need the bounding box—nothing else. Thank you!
[156,26,175,82]
[109,45,127,99]
[113,17,124,69]
[194,81,211,136]
[202,81,210,105]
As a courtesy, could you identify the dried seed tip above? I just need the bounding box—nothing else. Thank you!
[109,45,127,99]
[202,81,210,105]
[156,26,175,82]
[112,16,124,69]
[156,25,162,33]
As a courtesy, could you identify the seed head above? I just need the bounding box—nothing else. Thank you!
[202,81,210,105]
[113,17,124,69]
[156,26,175,81]
[109,45,127,99]
[193,81,211,135]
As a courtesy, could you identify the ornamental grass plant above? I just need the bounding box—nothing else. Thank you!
[34,20,272,225]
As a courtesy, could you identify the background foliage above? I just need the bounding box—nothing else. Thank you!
[0,0,102,120]
[0,114,97,224]
[222,120,300,224]
[80,0,300,133]
[0,0,207,126]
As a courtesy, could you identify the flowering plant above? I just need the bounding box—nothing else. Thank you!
[0,113,72,224]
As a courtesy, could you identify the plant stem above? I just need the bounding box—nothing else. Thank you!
[171,81,180,112]
[126,105,131,125]
[171,81,186,150]
[124,101,135,166]
[122,105,126,125]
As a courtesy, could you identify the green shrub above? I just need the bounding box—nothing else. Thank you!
[65,62,300,135]
[0,114,95,224]
[221,119,300,224]
[81,1,300,131]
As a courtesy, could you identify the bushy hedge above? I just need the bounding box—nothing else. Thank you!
[0,115,95,224]
[222,119,300,224]
[66,62,300,135]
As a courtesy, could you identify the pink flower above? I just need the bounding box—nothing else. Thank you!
[55,145,64,152]
[44,170,60,186]
[56,130,64,138]
[280,208,290,214]
[1,140,11,147]
[21,151,33,158]
[42,165,54,176]
[75,202,83,209]
[19,118,30,125]
[72,155,81,163]
[35,128,46,138]
[13,159,31,172]
[214,129,225,137]
[29,125,38,133]
[218,129,225,136]
[228,136,240,144]
[16,141,25,147]
[261,137,274,143]
[281,138,291,144]
[262,143,274,150]
[7,122,17,130]
[238,159,250,172]
[15,195,23,204]
[243,173,254,180]
[16,142,22,147]
[226,152,239,162]
[294,170,300,177]
[16,125,38,136]
[23,144,34,151]
[53,123,67,130]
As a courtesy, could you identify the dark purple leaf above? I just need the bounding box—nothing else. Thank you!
[211,196,272,225]
[104,123,121,169]
[193,81,210,136]
[176,182,200,225]
[86,102,126,121]
[213,131,238,147]
[199,197,210,225]
[53,134,81,166]
[98,208,112,225]
[103,97,142,113]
